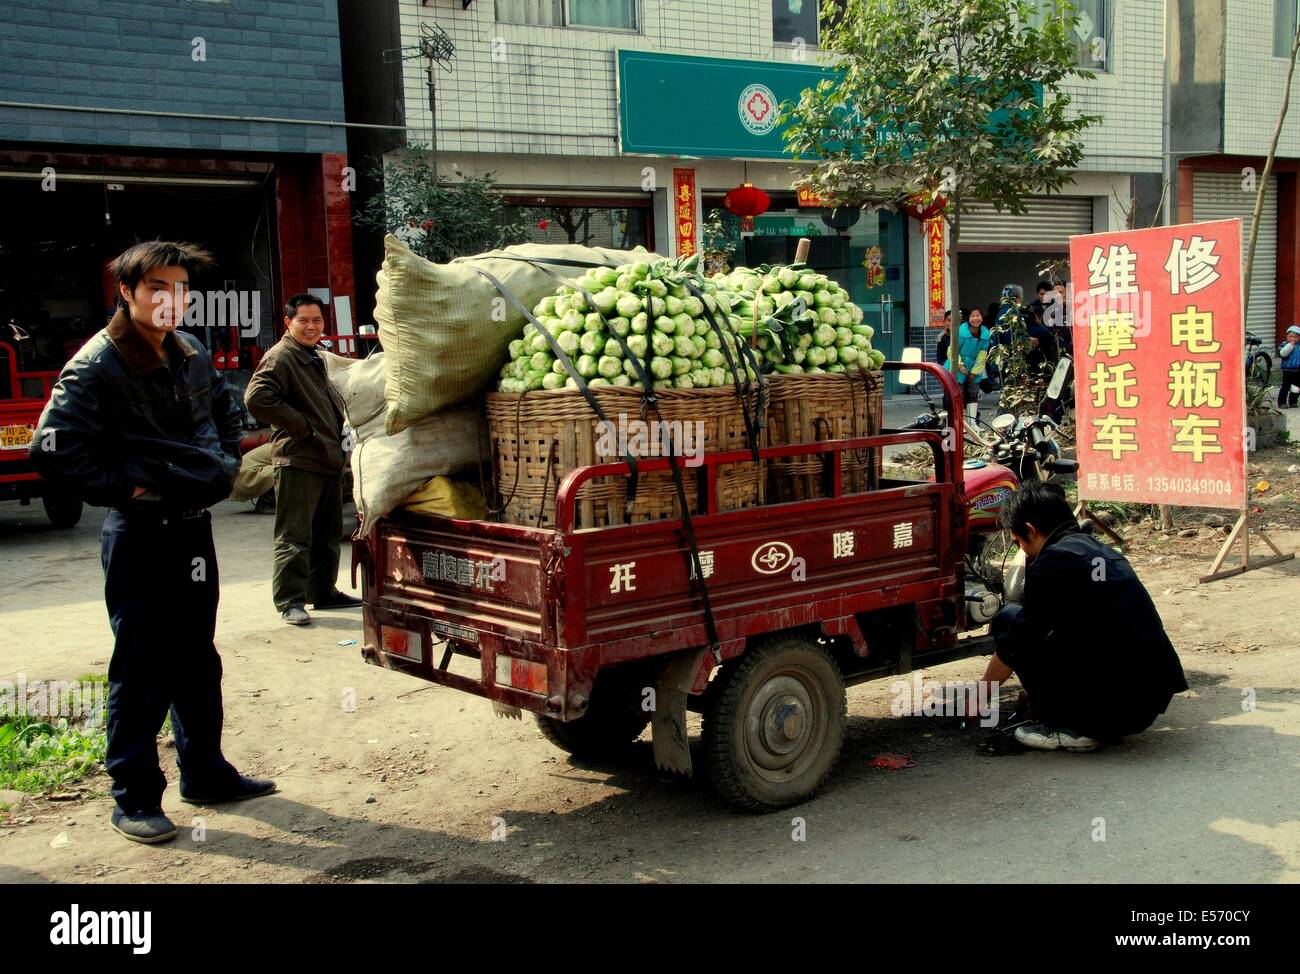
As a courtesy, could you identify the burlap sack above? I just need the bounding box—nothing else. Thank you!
[324,350,489,535]
[373,236,658,434]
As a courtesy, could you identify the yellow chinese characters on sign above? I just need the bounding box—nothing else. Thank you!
[1069,220,1246,509]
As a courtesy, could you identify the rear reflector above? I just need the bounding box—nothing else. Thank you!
[494,655,547,695]
[381,625,423,662]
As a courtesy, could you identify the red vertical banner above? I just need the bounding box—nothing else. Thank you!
[1069,219,1246,510]
[673,168,697,258]
[926,218,945,327]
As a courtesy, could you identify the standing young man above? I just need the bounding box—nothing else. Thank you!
[30,241,275,844]
[244,295,359,625]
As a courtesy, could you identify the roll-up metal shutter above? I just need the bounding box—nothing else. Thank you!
[957,195,1094,249]
[1193,171,1277,343]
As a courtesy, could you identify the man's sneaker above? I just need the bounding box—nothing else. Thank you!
[281,606,310,626]
[110,807,177,844]
[1014,722,1101,752]
[312,592,362,609]
[180,775,278,806]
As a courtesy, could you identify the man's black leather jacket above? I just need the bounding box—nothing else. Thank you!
[30,310,244,511]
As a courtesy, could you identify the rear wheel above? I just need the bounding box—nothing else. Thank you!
[42,490,82,529]
[534,669,651,760]
[704,634,846,812]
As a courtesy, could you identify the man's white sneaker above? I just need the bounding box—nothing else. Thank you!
[1013,722,1101,752]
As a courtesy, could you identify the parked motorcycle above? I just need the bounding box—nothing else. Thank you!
[897,355,1077,624]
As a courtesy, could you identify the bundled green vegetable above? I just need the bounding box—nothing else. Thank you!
[715,264,887,376]
[497,256,760,393]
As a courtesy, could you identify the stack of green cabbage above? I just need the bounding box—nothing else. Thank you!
[718,265,887,375]
[496,258,759,392]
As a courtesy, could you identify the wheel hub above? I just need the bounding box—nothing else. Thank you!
[762,695,806,749]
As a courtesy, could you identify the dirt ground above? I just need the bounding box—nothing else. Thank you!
[2,419,1298,884]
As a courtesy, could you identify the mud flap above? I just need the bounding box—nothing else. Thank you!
[651,648,707,776]
[492,701,522,720]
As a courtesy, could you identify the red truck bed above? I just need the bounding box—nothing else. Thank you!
[356,431,980,722]
[352,363,996,809]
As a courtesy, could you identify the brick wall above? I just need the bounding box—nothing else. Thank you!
[0,0,346,153]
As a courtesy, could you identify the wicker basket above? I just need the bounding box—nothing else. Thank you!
[764,369,884,502]
[486,385,763,529]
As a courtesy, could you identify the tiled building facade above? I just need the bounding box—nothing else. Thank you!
[0,0,361,384]
[394,0,1165,380]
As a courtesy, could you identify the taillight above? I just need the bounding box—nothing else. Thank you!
[494,655,547,695]
[381,625,422,661]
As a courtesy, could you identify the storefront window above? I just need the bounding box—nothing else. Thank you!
[506,203,650,250]
[741,205,910,391]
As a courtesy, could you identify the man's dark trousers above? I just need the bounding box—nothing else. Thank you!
[103,508,238,814]
[272,466,343,611]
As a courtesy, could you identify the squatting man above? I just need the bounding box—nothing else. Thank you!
[955,481,1187,751]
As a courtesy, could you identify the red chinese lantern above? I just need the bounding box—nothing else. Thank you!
[723,182,771,232]
[901,191,948,222]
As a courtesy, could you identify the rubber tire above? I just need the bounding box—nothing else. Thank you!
[704,634,846,812]
[42,491,83,529]
[534,672,651,760]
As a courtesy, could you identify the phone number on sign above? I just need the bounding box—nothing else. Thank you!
[1146,477,1235,495]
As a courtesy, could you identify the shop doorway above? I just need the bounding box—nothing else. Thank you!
[0,174,276,395]
[744,207,909,393]
[505,198,653,250]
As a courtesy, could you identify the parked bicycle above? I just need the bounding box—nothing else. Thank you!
[1246,335,1272,388]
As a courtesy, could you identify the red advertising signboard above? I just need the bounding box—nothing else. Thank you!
[1069,219,1246,509]
[926,218,945,327]
[673,168,697,258]
[796,186,827,208]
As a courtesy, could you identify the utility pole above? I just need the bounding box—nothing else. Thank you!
[384,20,455,179]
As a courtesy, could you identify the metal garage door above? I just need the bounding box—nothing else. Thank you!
[957,195,1094,249]
[1193,170,1277,343]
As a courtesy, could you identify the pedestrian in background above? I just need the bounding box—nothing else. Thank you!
[936,309,953,368]
[30,241,275,844]
[1279,325,1300,408]
[245,294,360,626]
[945,306,991,419]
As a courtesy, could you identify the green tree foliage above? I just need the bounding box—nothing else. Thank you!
[782,0,1100,363]
[355,148,528,263]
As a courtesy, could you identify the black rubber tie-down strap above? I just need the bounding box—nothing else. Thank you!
[470,254,626,271]
[696,276,768,432]
[683,277,766,464]
[663,443,722,663]
[511,260,664,521]
[474,266,641,519]
[516,260,658,397]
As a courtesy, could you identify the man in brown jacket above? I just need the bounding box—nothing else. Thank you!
[244,294,359,625]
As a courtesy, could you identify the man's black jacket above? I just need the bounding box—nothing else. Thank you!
[1008,523,1189,737]
[29,310,243,511]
